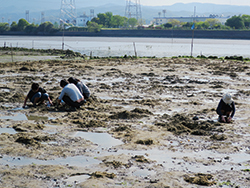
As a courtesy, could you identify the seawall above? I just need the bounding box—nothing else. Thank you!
[1,29,250,40]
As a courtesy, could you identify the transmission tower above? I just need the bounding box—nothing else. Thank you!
[60,0,76,25]
[125,0,142,24]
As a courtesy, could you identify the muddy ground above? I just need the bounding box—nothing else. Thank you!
[0,56,250,187]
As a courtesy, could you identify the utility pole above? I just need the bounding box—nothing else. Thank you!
[41,12,45,23]
[26,10,29,23]
[163,9,166,17]
[125,0,142,25]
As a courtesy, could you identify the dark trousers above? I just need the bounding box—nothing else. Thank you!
[63,96,84,108]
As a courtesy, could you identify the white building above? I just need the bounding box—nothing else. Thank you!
[76,14,92,27]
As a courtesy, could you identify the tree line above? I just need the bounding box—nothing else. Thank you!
[86,12,138,32]
[89,12,138,28]
[0,14,250,33]
[157,15,250,30]
[88,13,250,30]
[0,13,138,33]
[0,18,59,34]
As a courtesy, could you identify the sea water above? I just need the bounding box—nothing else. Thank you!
[0,36,250,58]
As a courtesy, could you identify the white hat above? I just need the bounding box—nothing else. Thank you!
[222,93,232,104]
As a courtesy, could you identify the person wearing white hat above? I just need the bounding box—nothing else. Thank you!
[216,93,235,123]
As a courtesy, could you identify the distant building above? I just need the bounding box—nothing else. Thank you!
[76,14,92,27]
[153,14,230,26]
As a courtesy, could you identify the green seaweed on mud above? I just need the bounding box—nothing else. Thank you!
[241,169,250,172]
[135,139,154,145]
[132,155,150,163]
[184,173,216,186]
[102,160,132,169]
[217,180,240,187]
[90,171,116,179]
[113,125,131,132]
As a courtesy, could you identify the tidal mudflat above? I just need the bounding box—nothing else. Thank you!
[0,56,250,187]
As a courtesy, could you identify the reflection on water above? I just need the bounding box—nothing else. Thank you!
[0,155,99,167]
[132,168,157,177]
[122,148,250,173]
[1,146,249,174]
[0,127,17,134]
[64,175,90,185]
[74,131,123,148]
[0,113,27,121]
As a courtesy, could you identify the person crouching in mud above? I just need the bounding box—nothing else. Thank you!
[68,77,91,100]
[57,79,85,108]
[23,83,53,108]
[216,93,235,123]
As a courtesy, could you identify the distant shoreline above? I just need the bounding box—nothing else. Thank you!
[1,29,250,40]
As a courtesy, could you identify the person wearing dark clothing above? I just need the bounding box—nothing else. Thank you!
[23,83,53,108]
[216,93,235,123]
[68,77,91,100]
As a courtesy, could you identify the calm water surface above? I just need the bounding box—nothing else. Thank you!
[0,36,250,58]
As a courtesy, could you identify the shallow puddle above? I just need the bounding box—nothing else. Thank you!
[0,88,10,92]
[10,107,24,111]
[0,155,99,167]
[73,131,123,148]
[0,127,17,134]
[64,175,90,185]
[132,168,157,177]
[137,149,250,173]
[0,113,27,121]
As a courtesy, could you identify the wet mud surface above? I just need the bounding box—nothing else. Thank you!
[0,57,250,187]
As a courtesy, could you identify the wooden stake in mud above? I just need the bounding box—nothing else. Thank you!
[191,23,195,57]
[61,21,65,50]
[10,43,13,62]
[62,29,65,51]
[133,42,137,57]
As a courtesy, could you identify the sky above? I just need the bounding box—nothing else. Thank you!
[141,0,250,6]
